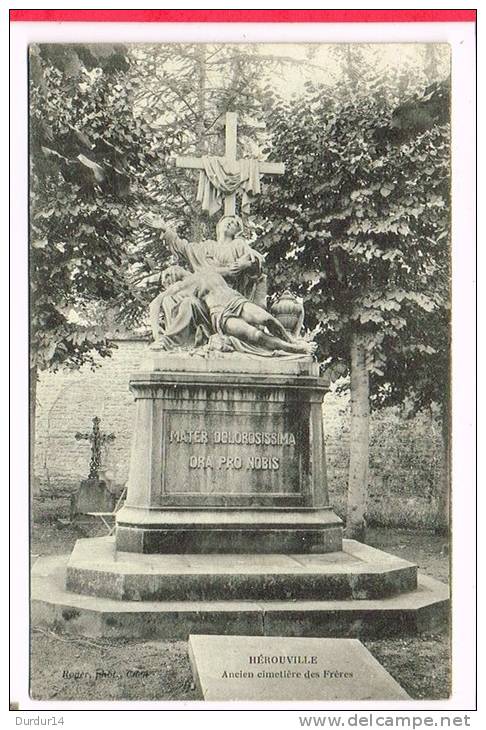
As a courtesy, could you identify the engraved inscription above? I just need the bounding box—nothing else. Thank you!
[162,410,304,498]
[169,430,296,446]
[187,454,281,471]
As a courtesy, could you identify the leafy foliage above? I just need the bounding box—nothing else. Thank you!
[254,79,450,408]
[29,43,340,372]
[126,44,325,246]
[29,43,451,525]
[30,44,168,372]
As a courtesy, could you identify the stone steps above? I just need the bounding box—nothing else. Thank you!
[65,537,418,602]
[32,553,449,641]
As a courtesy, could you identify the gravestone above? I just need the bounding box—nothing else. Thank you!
[70,417,117,516]
[70,478,116,517]
[189,635,410,701]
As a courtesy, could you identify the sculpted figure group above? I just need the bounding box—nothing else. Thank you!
[141,213,315,358]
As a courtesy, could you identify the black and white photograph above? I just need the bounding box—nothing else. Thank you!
[8,11,476,714]
[26,38,455,703]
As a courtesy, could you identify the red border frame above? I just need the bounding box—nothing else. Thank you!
[9,9,477,23]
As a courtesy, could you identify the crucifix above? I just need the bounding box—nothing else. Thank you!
[75,416,116,481]
[175,111,285,217]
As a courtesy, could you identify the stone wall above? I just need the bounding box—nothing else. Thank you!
[34,339,143,494]
[325,401,443,529]
[34,339,444,528]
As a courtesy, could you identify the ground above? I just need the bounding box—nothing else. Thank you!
[30,494,450,702]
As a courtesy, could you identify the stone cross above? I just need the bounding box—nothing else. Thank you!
[75,416,115,480]
[175,111,285,217]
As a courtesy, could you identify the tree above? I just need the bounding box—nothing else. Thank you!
[124,42,331,271]
[370,81,451,535]
[125,44,272,242]
[373,302,451,535]
[28,42,328,480]
[255,78,450,540]
[29,43,167,490]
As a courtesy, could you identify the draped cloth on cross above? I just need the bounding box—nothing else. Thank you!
[196,156,261,217]
[176,112,284,217]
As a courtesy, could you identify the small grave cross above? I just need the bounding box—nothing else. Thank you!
[175,111,285,217]
[75,416,115,480]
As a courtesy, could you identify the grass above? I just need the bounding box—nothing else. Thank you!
[30,494,450,701]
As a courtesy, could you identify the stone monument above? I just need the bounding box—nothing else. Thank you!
[70,416,117,516]
[33,112,448,643]
[116,110,339,554]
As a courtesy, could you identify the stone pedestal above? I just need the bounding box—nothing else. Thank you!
[70,478,116,517]
[115,354,343,554]
[32,352,449,643]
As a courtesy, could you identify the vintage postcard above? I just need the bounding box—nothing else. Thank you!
[9,8,476,720]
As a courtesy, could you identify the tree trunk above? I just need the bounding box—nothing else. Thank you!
[30,364,40,498]
[425,44,439,85]
[191,46,207,242]
[435,400,451,535]
[345,333,370,542]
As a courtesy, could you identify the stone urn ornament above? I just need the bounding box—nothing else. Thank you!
[270,290,305,337]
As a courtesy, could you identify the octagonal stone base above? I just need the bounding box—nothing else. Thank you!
[66,536,418,602]
[32,547,449,641]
